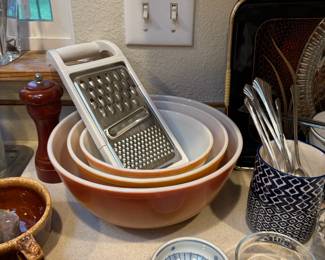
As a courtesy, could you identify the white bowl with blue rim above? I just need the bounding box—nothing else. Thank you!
[152,237,228,260]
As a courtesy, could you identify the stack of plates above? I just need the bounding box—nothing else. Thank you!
[47,95,243,228]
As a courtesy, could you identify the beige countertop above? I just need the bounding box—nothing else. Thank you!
[21,152,322,259]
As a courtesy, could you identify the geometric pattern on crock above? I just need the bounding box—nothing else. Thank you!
[251,155,325,214]
[246,189,317,243]
[246,154,325,243]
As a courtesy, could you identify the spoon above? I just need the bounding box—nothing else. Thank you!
[246,81,292,172]
[244,98,279,169]
[291,86,307,177]
[275,98,293,172]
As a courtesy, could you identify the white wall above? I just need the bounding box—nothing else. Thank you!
[71,0,237,103]
[0,0,238,142]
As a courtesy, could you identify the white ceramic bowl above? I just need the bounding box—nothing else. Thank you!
[68,108,227,187]
[152,237,228,260]
[80,109,214,178]
[47,95,242,228]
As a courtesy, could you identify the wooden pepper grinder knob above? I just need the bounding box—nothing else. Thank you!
[20,73,63,183]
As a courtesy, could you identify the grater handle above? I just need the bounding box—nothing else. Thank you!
[56,42,102,62]
[55,40,122,63]
[47,40,124,75]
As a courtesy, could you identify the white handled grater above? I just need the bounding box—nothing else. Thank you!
[47,40,188,169]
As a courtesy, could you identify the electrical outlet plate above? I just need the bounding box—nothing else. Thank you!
[124,0,195,46]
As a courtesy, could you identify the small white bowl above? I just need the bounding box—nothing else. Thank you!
[80,109,214,178]
[152,237,228,260]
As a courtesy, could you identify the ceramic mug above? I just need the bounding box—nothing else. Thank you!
[246,141,325,243]
[0,177,52,260]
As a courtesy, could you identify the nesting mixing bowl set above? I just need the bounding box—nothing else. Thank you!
[47,95,243,229]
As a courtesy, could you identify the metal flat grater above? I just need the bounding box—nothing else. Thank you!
[47,40,188,169]
[71,64,177,169]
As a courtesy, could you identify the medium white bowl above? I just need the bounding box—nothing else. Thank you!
[68,108,227,187]
[80,109,214,178]
[47,95,242,228]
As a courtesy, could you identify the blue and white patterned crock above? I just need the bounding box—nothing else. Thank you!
[246,143,325,243]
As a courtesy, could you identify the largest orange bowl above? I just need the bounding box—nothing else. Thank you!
[47,95,243,229]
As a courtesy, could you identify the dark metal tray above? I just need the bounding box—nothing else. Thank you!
[225,0,325,167]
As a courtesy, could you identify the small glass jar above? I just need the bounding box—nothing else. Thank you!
[0,0,21,65]
[235,231,315,260]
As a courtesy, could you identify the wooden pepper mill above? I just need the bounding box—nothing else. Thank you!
[20,73,63,183]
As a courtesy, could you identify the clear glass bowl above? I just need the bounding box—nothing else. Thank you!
[235,231,315,260]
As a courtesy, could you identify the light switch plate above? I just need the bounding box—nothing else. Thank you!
[124,0,195,46]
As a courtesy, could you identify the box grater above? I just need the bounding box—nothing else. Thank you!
[47,40,188,169]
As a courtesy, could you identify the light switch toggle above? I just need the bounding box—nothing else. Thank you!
[142,3,149,21]
[170,3,178,22]
[124,0,195,46]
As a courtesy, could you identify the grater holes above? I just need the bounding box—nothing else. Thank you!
[113,125,174,169]
[115,103,124,113]
[98,106,106,117]
[131,99,139,107]
[114,92,122,102]
[105,84,113,93]
[124,101,131,110]
[106,105,115,114]
[113,81,121,91]
[88,89,96,99]
[104,73,112,83]
[97,85,104,95]
[79,81,86,89]
[98,96,105,106]
[106,96,113,104]
[89,98,97,109]
[122,91,131,99]
[96,75,103,85]
[119,68,128,79]
[88,78,95,87]
[112,71,120,81]
[130,86,137,96]
[121,79,129,89]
